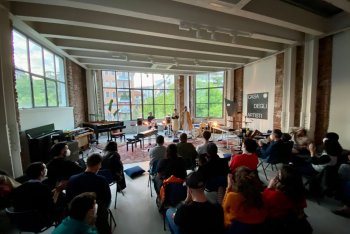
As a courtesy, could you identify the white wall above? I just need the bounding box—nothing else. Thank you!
[19,107,74,131]
[329,30,350,149]
[243,56,276,132]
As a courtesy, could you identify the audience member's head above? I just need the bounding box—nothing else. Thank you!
[68,192,96,221]
[206,142,218,159]
[104,141,118,152]
[180,133,188,143]
[50,142,70,158]
[296,128,307,137]
[198,154,208,167]
[323,132,343,156]
[166,144,178,159]
[186,172,206,198]
[281,133,292,142]
[276,165,305,203]
[270,129,282,141]
[156,135,165,145]
[86,154,102,172]
[203,131,211,141]
[25,162,47,180]
[242,138,258,154]
[234,166,263,209]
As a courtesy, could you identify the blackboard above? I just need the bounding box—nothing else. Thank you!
[247,92,268,119]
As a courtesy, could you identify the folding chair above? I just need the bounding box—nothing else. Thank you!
[97,169,119,209]
[147,159,159,197]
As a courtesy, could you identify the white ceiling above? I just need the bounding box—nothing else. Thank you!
[4,0,350,73]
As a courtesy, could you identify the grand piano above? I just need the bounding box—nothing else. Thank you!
[82,121,126,143]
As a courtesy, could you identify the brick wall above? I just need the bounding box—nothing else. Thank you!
[66,60,88,127]
[274,53,284,129]
[177,75,184,113]
[294,46,304,127]
[314,36,333,144]
[233,68,243,129]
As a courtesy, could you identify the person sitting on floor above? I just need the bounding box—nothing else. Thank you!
[222,167,266,231]
[196,131,211,155]
[46,142,83,190]
[154,144,187,195]
[149,135,167,168]
[257,129,284,163]
[12,162,55,226]
[66,153,111,234]
[177,133,198,170]
[229,138,259,174]
[53,192,98,234]
[263,165,311,234]
[166,171,225,234]
[102,141,126,192]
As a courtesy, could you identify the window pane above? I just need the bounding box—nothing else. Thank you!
[102,70,115,87]
[131,104,142,120]
[58,82,66,106]
[195,74,208,88]
[117,104,130,121]
[143,90,153,105]
[15,70,32,108]
[13,31,29,72]
[143,105,153,118]
[165,89,175,104]
[209,71,224,87]
[130,72,142,88]
[116,72,129,88]
[46,80,57,106]
[55,56,65,82]
[165,74,175,89]
[154,105,165,119]
[29,41,44,76]
[32,76,46,107]
[142,73,153,89]
[196,104,208,117]
[196,89,208,103]
[153,74,164,89]
[131,89,141,105]
[209,103,223,118]
[165,105,173,116]
[154,90,164,104]
[209,88,223,103]
[117,89,130,103]
[44,49,55,79]
[103,88,117,114]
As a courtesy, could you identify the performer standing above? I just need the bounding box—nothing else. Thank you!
[181,106,193,135]
[171,108,180,137]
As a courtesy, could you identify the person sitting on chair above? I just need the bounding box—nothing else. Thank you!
[12,162,55,226]
[229,138,259,174]
[166,171,225,234]
[53,192,98,234]
[102,141,126,192]
[177,133,198,170]
[147,112,157,129]
[257,129,284,163]
[149,135,167,168]
[196,131,211,156]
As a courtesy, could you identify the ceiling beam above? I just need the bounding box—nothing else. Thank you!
[10,1,283,52]
[8,0,304,43]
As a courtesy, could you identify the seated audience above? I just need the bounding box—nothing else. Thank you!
[177,133,198,170]
[258,129,284,163]
[292,128,310,155]
[281,133,294,163]
[166,171,224,234]
[154,144,187,195]
[333,161,350,218]
[222,167,266,229]
[149,135,167,167]
[46,142,83,189]
[12,162,55,225]
[102,141,126,191]
[263,165,311,233]
[229,138,259,174]
[196,131,211,155]
[66,154,111,234]
[53,192,98,234]
[0,171,20,209]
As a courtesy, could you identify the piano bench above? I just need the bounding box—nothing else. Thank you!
[111,132,125,142]
[126,138,142,152]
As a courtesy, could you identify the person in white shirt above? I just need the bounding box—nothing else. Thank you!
[196,131,211,156]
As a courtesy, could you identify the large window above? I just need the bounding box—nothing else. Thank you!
[195,71,224,118]
[13,30,67,108]
[102,71,175,121]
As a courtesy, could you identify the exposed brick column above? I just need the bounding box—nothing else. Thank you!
[314,36,333,144]
[274,53,284,129]
[233,68,243,129]
[294,46,304,127]
[66,60,88,127]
